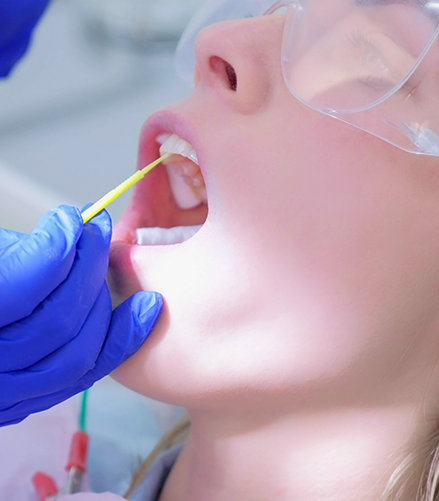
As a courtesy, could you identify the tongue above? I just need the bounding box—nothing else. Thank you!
[136,225,203,245]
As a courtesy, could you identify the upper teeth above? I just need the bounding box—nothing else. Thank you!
[134,133,206,246]
[158,133,198,164]
[157,133,206,210]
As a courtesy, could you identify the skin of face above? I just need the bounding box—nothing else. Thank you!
[106,8,439,500]
[109,7,439,436]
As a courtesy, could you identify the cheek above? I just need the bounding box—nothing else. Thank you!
[208,117,439,367]
[113,102,439,407]
[214,108,435,294]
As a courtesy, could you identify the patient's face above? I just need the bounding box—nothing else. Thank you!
[109,13,439,412]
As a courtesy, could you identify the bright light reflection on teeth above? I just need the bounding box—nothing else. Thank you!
[136,225,203,245]
[158,133,198,165]
[156,133,206,210]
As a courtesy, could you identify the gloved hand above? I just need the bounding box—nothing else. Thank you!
[0,0,51,77]
[0,206,163,427]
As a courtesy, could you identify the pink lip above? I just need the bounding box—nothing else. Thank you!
[139,109,201,169]
[110,107,208,268]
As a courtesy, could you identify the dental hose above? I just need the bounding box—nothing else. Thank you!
[32,391,90,500]
[79,390,88,432]
[63,391,89,494]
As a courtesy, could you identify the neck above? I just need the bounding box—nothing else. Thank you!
[160,405,430,501]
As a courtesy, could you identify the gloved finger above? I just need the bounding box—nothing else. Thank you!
[0,0,51,44]
[0,283,111,407]
[0,382,87,425]
[0,205,83,328]
[0,291,163,426]
[0,0,51,77]
[78,290,164,387]
[0,228,24,256]
[0,29,30,77]
[0,210,113,372]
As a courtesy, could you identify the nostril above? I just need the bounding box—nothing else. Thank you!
[209,56,238,91]
[225,62,237,91]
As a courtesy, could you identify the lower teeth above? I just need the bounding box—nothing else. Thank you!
[136,225,202,245]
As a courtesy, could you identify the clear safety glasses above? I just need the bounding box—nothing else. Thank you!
[175,0,439,156]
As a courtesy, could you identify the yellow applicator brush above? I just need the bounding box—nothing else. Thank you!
[81,153,171,224]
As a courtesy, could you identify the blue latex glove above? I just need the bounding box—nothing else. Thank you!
[0,206,163,427]
[0,0,51,77]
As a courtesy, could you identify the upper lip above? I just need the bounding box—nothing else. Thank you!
[139,109,201,173]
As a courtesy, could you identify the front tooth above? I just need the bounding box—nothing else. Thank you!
[188,149,198,164]
[156,133,172,145]
[159,133,198,165]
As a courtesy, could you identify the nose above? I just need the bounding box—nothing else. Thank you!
[193,15,285,114]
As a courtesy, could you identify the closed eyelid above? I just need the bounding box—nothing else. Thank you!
[361,32,417,71]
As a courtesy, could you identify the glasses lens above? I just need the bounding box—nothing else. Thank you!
[283,0,439,111]
[282,0,439,154]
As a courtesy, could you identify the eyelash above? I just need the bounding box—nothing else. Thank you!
[348,30,380,52]
[348,30,419,98]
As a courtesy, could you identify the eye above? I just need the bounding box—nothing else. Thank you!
[346,30,415,89]
[349,31,379,52]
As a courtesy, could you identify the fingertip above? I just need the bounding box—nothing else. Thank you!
[82,209,112,245]
[29,205,84,267]
[129,292,164,348]
[135,291,164,327]
[34,205,83,246]
[75,291,164,385]
[111,291,163,357]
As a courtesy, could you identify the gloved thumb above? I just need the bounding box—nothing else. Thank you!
[78,291,164,388]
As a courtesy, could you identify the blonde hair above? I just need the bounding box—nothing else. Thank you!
[123,417,190,499]
[123,420,439,501]
[380,426,439,501]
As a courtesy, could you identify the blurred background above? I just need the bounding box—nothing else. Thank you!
[0,0,203,495]
[0,0,202,232]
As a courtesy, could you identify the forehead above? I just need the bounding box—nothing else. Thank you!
[355,0,439,18]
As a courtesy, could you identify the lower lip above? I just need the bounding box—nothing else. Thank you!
[110,238,174,265]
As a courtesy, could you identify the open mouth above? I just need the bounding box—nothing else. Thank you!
[133,132,209,246]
